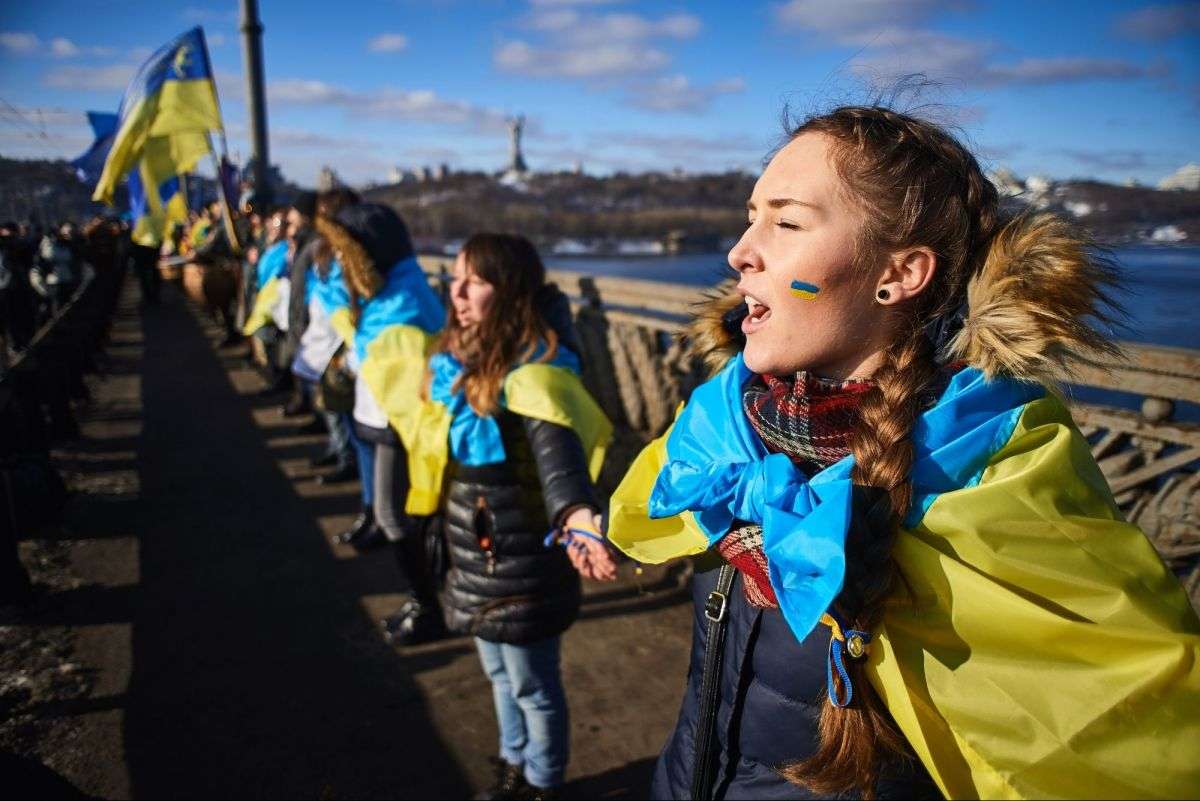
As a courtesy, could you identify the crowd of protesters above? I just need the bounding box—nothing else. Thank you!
[6,101,1200,801]
[1,217,125,362]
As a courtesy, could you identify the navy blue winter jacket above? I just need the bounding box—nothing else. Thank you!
[651,557,941,800]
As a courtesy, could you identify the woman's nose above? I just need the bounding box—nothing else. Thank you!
[727,229,763,274]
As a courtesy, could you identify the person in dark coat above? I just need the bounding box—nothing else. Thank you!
[428,234,612,801]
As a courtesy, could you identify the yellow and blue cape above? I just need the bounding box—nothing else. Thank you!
[355,256,444,448]
[608,353,1200,800]
[241,241,290,336]
[404,343,612,515]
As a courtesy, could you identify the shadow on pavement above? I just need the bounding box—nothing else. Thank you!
[121,288,470,799]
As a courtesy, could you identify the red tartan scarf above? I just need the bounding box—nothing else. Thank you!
[715,371,874,608]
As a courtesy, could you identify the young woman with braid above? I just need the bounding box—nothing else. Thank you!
[599,106,1200,799]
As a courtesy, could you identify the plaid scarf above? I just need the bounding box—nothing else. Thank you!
[716,371,874,608]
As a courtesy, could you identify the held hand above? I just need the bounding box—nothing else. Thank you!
[558,508,618,582]
[574,536,618,582]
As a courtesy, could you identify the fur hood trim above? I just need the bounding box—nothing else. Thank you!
[685,213,1122,384]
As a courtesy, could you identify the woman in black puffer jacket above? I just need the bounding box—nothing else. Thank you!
[430,233,614,801]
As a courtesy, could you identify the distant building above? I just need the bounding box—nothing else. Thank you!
[1158,164,1200,192]
[433,163,449,181]
[317,166,342,192]
[987,167,1024,198]
[1150,224,1187,242]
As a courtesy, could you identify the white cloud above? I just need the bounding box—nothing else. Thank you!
[1116,3,1200,41]
[530,0,626,6]
[496,8,700,80]
[49,37,80,57]
[982,57,1166,86]
[776,0,969,35]
[625,74,745,114]
[43,63,135,91]
[1,32,41,53]
[266,79,514,133]
[368,33,409,53]
[777,2,1168,88]
[496,40,668,78]
[2,32,117,59]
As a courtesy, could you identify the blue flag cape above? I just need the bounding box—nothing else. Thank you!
[255,241,289,289]
[354,256,444,366]
[638,353,1042,643]
[428,344,582,466]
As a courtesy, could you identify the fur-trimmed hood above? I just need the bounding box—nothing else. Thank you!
[686,213,1122,385]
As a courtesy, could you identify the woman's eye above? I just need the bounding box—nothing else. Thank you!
[776,220,801,231]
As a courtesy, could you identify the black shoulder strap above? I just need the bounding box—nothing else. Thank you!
[691,562,737,801]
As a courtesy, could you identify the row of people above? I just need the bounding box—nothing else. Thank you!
[241,103,1198,801]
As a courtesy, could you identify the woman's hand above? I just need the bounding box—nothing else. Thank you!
[561,509,618,582]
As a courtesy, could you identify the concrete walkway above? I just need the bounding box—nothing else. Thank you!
[13,280,692,799]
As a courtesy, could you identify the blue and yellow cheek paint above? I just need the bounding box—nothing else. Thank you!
[790,280,821,300]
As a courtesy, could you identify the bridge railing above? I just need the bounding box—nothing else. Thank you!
[419,254,1200,604]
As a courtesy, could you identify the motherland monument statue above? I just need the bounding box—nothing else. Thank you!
[506,114,529,177]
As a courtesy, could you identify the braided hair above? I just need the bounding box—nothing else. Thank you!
[778,107,1003,797]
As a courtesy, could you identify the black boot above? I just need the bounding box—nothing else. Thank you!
[332,507,373,546]
[350,523,390,553]
[473,757,527,801]
[381,598,446,646]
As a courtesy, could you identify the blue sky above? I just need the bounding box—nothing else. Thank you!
[1,0,1197,187]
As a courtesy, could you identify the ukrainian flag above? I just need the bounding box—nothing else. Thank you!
[126,163,188,248]
[92,27,222,206]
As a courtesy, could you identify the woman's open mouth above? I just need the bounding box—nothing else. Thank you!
[742,294,772,334]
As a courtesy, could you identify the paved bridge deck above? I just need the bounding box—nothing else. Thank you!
[4,281,692,799]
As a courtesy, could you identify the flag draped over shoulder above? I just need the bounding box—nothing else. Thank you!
[607,355,1200,799]
[92,27,222,206]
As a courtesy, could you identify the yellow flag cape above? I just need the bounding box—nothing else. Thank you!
[241,275,281,337]
[403,362,612,515]
[608,394,1200,799]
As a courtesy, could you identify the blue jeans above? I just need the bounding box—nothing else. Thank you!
[345,414,374,506]
[475,636,569,789]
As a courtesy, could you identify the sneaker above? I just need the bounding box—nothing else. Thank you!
[473,757,527,800]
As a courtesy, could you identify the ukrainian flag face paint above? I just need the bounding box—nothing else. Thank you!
[789,280,821,300]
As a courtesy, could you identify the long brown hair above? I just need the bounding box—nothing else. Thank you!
[432,233,558,415]
[779,106,1120,796]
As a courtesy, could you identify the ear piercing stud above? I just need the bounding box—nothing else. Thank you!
[876,288,891,301]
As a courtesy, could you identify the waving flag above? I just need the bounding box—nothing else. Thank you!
[92,27,222,206]
[70,112,119,183]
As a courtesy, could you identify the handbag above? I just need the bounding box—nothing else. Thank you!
[316,348,355,413]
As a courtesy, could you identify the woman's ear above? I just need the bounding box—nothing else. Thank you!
[874,247,937,304]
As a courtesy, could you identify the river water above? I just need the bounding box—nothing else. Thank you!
[549,244,1199,349]
[548,244,1200,419]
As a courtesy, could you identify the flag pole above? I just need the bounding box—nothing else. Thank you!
[239,0,271,205]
